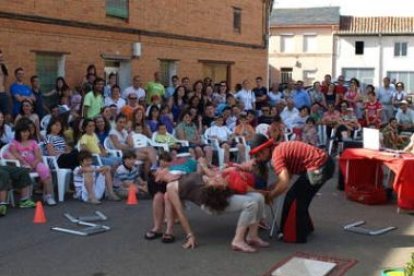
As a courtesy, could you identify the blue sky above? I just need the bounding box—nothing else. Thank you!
[274,0,414,16]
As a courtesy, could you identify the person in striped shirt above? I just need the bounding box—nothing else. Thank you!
[249,134,335,243]
[114,150,147,198]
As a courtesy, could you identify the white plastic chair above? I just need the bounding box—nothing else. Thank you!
[151,131,191,158]
[103,137,123,158]
[0,144,40,180]
[39,143,72,202]
[255,123,270,138]
[130,133,168,151]
[203,133,241,169]
[40,114,51,130]
[75,142,103,166]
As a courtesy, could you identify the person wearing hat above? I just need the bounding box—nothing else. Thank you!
[396,100,414,132]
[248,134,335,243]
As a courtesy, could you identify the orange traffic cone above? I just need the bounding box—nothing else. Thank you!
[126,185,138,205]
[33,201,46,224]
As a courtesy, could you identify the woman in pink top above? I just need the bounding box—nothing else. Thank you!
[322,103,342,137]
[344,79,360,110]
[7,120,56,205]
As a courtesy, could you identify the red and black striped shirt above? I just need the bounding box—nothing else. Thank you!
[272,141,327,175]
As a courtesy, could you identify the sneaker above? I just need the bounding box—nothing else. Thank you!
[0,204,7,217]
[19,199,36,208]
[43,195,57,206]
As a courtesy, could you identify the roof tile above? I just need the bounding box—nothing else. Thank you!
[339,16,414,34]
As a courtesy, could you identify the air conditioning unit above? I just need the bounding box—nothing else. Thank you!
[132,42,142,57]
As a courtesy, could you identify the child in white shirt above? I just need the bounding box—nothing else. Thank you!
[73,150,120,204]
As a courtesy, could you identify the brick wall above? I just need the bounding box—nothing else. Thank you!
[0,0,266,46]
[0,1,269,90]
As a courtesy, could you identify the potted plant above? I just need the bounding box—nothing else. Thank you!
[381,253,414,276]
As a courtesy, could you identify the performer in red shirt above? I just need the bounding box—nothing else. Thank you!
[249,134,335,243]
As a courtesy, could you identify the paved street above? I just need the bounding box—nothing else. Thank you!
[0,168,413,276]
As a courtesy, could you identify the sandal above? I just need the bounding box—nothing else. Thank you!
[231,243,257,253]
[144,230,163,240]
[161,233,176,243]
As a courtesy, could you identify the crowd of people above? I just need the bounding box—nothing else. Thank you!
[0,48,411,251]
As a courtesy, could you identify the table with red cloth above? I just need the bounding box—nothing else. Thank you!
[339,148,414,210]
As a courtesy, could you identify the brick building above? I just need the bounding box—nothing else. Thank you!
[0,0,271,92]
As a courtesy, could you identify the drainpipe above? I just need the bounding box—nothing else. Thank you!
[332,25,337,78]
[378,33,383,87]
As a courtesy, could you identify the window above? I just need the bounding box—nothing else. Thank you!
[159,60,178,87]
[342,68,374,90]
[355,41,364,55]
[394,42,408,57]
[36,53,65,93]
[280,35,294,53]
[233,7,242,33]
[106,0,129,19]
[202,62,230,84]
[303,35,317,53]
[303,70,317,85]
[281,68,293,83]
[387,71,414,93]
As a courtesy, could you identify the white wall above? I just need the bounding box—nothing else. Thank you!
[269,26,335,85]
[336,35,414,89]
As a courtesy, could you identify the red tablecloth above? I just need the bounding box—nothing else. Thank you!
[339,148,414,210]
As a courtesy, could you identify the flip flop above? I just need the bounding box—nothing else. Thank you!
[161,233,176,243]
[144,230,163,240]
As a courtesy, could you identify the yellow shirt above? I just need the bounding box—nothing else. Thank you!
[79,133,101,154]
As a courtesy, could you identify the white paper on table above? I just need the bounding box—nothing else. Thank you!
[363,128,380,151]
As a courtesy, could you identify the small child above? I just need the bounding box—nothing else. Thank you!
[114,150,148,198]
[302,117,318,146]
[73,150,120,204]
[154,123,192,158]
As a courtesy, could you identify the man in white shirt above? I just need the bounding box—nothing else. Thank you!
[235,79,255,111]
[378,77,395,123]
[280,98,299,129]
[396,100,414,132]
[204,115,246,163]
[122,75,145,100]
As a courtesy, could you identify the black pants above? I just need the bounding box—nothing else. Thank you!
[280,156,335,243]
[57,150,80,170]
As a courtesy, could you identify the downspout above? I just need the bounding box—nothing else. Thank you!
[332,25,337,78]
[378,33,383,87]
[265,0,273,90]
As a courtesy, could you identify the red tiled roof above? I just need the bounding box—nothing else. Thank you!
[339,16,414,34]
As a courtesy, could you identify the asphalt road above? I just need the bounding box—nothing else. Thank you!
[0,170,413,276]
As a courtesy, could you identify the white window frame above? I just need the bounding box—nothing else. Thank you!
[280,34,294,53]
[303,34,317,53]
[394,42,408,57]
